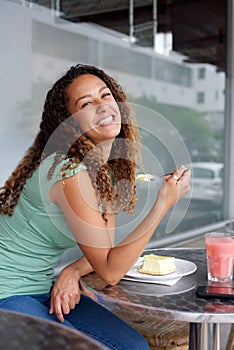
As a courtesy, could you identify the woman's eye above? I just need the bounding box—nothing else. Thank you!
[102,92,111,98]
[81,101,92,108]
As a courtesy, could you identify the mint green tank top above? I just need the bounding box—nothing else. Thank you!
[0,154,87,299]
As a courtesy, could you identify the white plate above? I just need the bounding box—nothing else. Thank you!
[124,257,197,282]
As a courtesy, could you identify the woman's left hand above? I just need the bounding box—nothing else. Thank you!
[50,265,81,322]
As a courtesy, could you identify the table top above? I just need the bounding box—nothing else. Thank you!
[80,248,234,324]
[0,309,107,350]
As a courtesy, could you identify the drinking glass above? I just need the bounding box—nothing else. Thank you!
[205,232,234,282]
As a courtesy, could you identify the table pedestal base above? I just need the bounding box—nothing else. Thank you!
[189,323,220,350]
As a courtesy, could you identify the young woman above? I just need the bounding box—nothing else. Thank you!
[0,64,191,349]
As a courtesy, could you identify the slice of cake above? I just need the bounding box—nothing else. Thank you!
[136,173,155,182]
[138,254,176,276]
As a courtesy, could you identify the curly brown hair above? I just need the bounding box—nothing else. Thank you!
[0,64,140,221]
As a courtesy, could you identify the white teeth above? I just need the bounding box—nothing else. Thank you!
[98,116,113,125]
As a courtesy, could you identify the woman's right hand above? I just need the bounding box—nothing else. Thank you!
[49,256,93,322]
[50,264,81,322]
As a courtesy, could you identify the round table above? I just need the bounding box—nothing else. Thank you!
[80,248,234,350]
[0,309,108,349]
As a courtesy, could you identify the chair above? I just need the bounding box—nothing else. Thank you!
[113,309,189,350]
[226,324,234,350]
[0,309,107,350]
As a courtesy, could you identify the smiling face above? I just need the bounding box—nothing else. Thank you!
[65,74,121,145]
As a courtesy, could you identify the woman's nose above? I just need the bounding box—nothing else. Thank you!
[95,100,108,113]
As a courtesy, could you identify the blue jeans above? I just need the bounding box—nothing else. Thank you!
[0,291,149,350]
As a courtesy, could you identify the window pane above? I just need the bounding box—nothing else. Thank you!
[197,92,205,103]
[193,168,214,178]
[0,1,226,246]
[198,67,206,79]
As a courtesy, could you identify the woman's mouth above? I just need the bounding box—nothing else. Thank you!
[97,115,114,126]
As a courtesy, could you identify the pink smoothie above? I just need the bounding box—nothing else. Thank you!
[206,236,234,279]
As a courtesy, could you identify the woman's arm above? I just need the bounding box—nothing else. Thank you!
[50,167,191,285]
[50,255,93,322]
